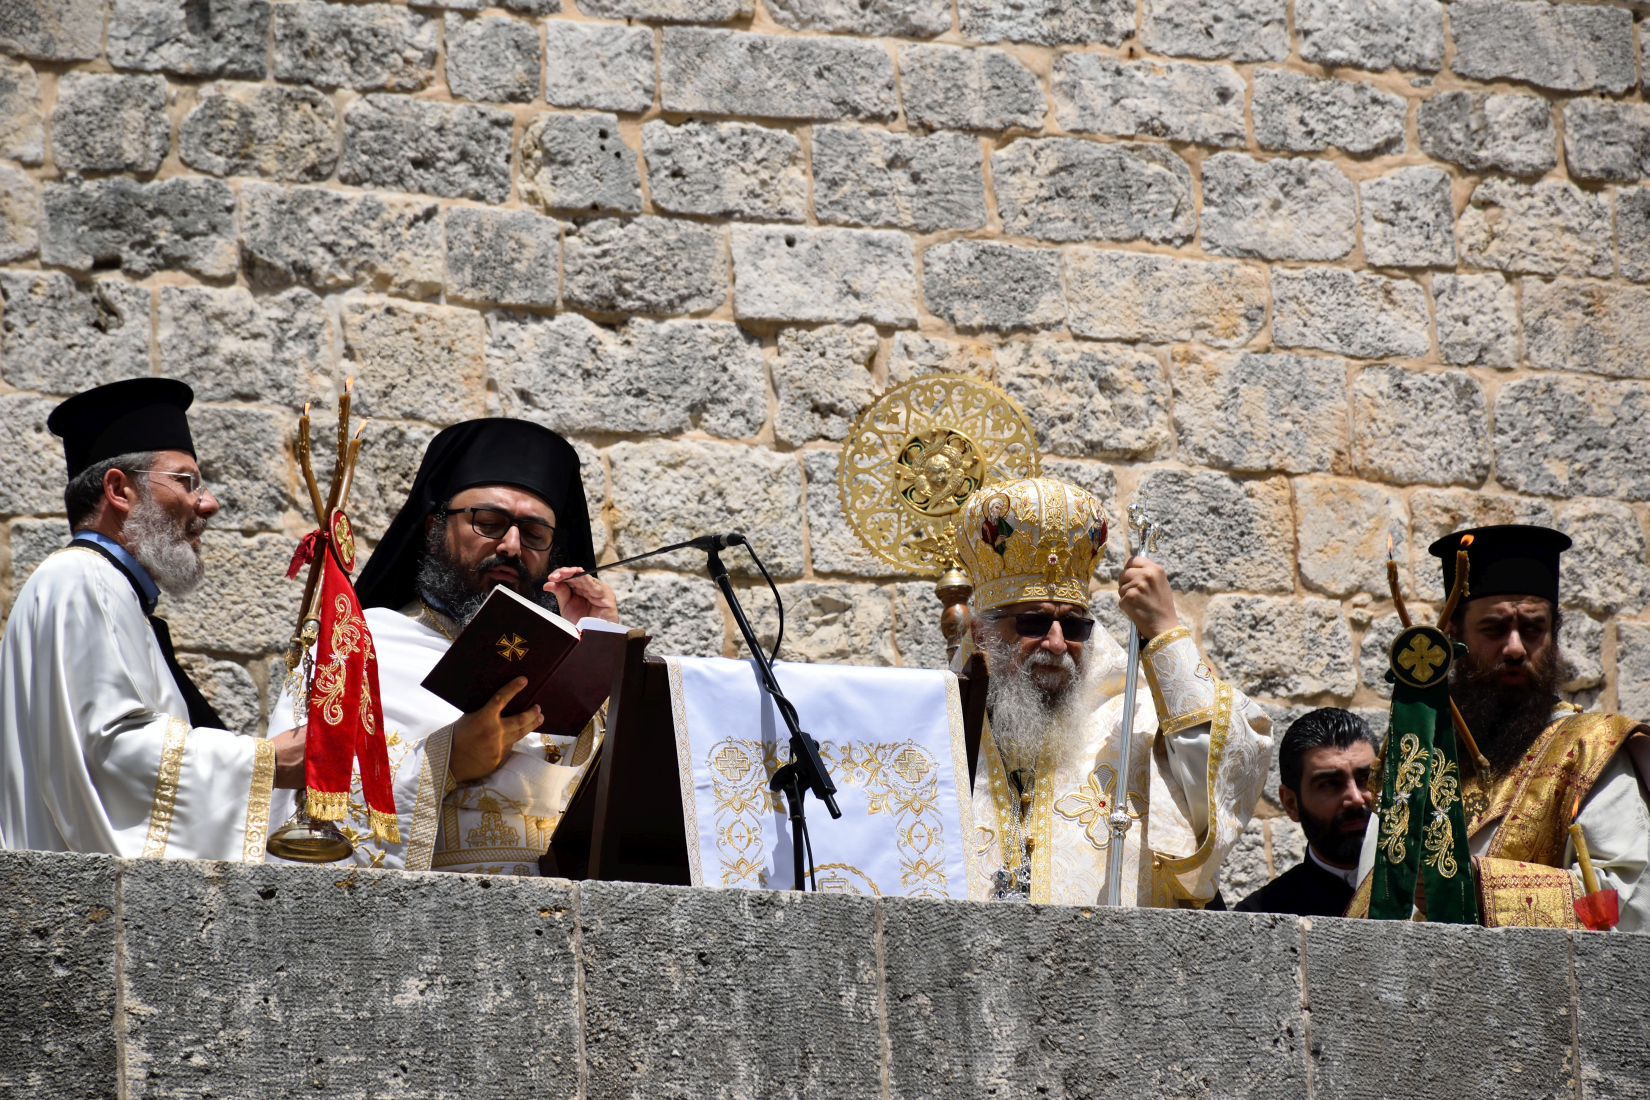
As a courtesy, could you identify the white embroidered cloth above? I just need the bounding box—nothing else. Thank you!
[665,656,976,899]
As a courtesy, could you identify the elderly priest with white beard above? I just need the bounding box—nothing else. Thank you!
[954,477,1273,906]
[0,379,299,860]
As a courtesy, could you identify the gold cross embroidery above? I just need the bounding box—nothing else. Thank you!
[498,633,528,661]
[1398,635,1445,681]
[892,747,930,784]
[712,744,752,782]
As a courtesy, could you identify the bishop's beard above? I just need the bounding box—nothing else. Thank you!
[416,518,556,629]
[124,492,207,597]
[982,631,1106,778]
[1450,640,1561,775]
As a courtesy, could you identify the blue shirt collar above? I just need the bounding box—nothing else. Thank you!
[75,530,160,613]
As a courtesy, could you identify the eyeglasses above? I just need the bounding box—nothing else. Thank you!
[132,469,208,498]
[1012,613,1096,643]
[445,506,556,552]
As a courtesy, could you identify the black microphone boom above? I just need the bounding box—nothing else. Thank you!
[685,532,746,551]
[583,532,747,574]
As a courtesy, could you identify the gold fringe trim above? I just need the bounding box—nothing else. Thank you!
[369,805,401,845]
[141,718,189,858]
[241,739,277,862]
[306,788,350,821]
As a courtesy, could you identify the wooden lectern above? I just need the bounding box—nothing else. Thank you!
[542,645,990,885]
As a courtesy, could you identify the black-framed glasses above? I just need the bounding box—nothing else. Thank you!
[445,507,555,551]
[1013,613,1096,642]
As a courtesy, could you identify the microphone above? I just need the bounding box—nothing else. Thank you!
[684,532,746,551]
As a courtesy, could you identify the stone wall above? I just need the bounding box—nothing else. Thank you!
[1,0,1648,890]
[3,848,1647,1100]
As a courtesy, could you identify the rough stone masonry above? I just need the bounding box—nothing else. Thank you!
[0,0,1647,892]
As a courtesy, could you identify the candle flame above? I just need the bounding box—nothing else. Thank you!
[1572,793,1581,820]
[1461,533,1475,548]
[1386,532,1394,560]
[354,419,370,439]
[302,401,311,416]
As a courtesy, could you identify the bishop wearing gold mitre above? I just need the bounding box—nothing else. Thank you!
[952,477,1273,906]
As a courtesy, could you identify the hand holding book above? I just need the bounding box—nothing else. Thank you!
[448,675,543,782]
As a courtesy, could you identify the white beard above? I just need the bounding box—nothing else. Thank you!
[982,632,1106,777]
[125,494,207,597]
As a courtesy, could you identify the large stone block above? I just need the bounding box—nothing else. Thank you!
[1449,0,1638,94]
[1307,920,1575,1099]
[898,44,1044,132]
[609,441,804,576]
[660,27,897,121]
[1134,470,1295,593]
[1417,90,1556,177]
[238,183,443,298]
[886,332,994,384]
[992,138,1195,245]
[1407,487,1554,601]
[171,654,260,732]
[333,418,439,542]
[996,340,1171,461]
[1494,375,1650,500]
[1171,349,1349,475]
[959,0,1131,45]
[1352,367,1491,487]
[445,207,560,308]
[747,580,896,664]
[1065,250,1264,348]
[118,860,579,1098]
[107,0,269,78]
[179,82,338,182]
[1555,500,1649,617]
[732,226,916,326]
[0,395,65,516]
[1360,166,1456,268]
[165,531,302,653]
[1562,99,1650,185]
[543,21,655,113]
[883,900,1308,1097]
[0,57,44,165]
[42,177,237,279]
[1359,611,1405,698]
[1524,279,1650,380]
[1295,0,1445,71]
[0,271,151,396]
[1050,54,1245,148]
[1295,476,1407,599]
[1201,153,1356,261]
[1618,187,1650,285]
[340,299,487,426]
[804,450,891,579]
[563,216,727,315]
[1271,267,1431,360]
[271,1,437,91]
[1252,68,1407,155]
[643,120,806,222]
[49,73,169,174]
[445,13,541,103]
[0,851,118,1100]
[607,570,724,657]
[1618,623,1650,721]
[518,112,642,216]
[1457,178,1613,277]
[340,95,513,204]
[773,325,879,446]
[1141,0,1289,61]
[8,518,71,599]
[1574,923,1650,1099]
[190,405,288,531]
[581,884,881,1096]
[157,285,330,406]
[921,239,1063,332]
[1204,595,1356,698]
[1434,273,1517,368]
[0,166,38,263]
[580,0,750,21]
[1556,608,1604,695]
[0,0,102,61]
[768,0,948,37]
[488,313,765,439]
[811,126,985,233]
[892,580,947,670]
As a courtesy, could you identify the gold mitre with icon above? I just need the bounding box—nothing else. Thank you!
[954,478,1107,613]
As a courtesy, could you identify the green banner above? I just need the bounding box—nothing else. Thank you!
[1369,626,1479,924]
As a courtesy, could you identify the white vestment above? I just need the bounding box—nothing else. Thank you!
[267,602,601,874]
[966,625,1273,906]
[0,547,274,860]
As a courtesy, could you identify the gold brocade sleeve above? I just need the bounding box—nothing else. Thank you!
[241,738,277,863]
[1476,857,1584,929]
[1139,627,1219,735]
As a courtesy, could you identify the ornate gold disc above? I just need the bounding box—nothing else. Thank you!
[839,376,1039,576]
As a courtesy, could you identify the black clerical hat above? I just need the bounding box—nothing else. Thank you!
[47,377,196,478]
[1428,524,1572,607]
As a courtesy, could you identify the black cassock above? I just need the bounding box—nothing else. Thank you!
[1233,854,1355,918]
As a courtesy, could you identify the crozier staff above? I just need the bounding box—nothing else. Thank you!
[0,379,300,860]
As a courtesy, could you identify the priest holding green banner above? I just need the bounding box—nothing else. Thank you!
[1351,525,1650,931]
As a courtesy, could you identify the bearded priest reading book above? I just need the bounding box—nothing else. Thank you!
[268,418,623,875]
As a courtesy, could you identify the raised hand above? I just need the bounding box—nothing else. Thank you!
[449,676,543,782]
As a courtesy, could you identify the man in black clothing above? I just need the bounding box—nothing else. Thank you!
[1236,709,1378,917]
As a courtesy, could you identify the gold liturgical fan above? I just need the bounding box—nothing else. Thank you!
[839,376,1040,659]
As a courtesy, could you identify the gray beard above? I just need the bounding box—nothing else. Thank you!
[982,632,1105,777]
[124,494,206,597]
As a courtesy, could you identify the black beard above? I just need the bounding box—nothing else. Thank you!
[1297,801,1370,866]
[415,520,556,629]
[1450,644,1560,776]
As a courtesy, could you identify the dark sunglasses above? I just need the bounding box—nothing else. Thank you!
[445,506,555,551]
[1012,613,1096,642]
